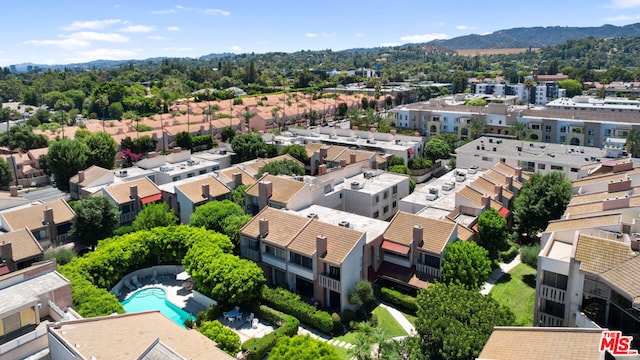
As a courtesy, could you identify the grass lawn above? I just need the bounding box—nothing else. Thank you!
[398,310,417,327]
[330,344,352,360]
[334,305,407,345]
[489,263,537,326]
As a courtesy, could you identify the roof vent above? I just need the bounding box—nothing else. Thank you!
[307,213,319,219]
[338,220,350,228]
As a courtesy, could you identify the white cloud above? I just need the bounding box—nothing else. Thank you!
[305,33,318,38]
[230,45,241,52]
[205,8,231,16]
[167,26,181,32]
[380,42,401,47]
[456,25,476,30]
[61,19,121,31]
[162,46,193,52]
[24,38,91,49]
[355,33,364,38]
[120,25,155,33]
[147,36,169,40]
[66,32,129,43]
[608,0,640,8]
[152,8,176,14]
[605,13,640,21]
[321,32,336,37]
[399,33,449,43]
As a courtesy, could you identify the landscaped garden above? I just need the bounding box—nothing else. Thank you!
[489,263,537,326]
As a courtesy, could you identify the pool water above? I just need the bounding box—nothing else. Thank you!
[121,287,194,327]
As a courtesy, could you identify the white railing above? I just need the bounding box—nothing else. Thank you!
[539,285,566,304]
[120,211,137,223]
[240,247,260,262]
[0,326,47,355]
[538,312,564,327]
[416,263,440,279]
[319,274,341,293]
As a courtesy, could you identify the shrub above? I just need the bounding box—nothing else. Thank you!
[205,305,223,321]
[195,311,206,328]
[199,320,241,355]
[260,286,333,333]
[380,287,418,314]
[520,244,540,268]
[370,312,379,327]
[44,247,77,265]
[113,225,135,236]
[184,318,194,329]
[248,304,287,326]
[500,242,520,263]
[242,315,299,360]
[342,309,356,324]
[332,312,343,335]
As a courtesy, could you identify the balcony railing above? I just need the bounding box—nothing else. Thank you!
[538,312,564,327]
[262,252,286,269]
[416,263,440,279]
[319,274,341,293]
[539,285,566,304]
[55,233,71,244]
[120,211,137,224]
[241,247,260,262]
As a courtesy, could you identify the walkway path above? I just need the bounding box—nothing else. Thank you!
[298,325,354,350]
[378,303,416,336]
[481,255,522,295]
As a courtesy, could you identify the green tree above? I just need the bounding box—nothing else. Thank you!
[388,157,405,167]
[468,118,485,139]
[132,202,178,231]
[442,241,491,289]
[190,199,245,233]
[513,172,572,243]
[231,184,248,209]
[280,144,309,163]
[69,197,120,250]
[626,130,640,157]
[477,208,508,263]
[231,132,277,163]
[270,335,340,360]
[389,164,415,193]
[176,131,194,150]
[511,121,528,140]
[464,98,487,106]
[558,79,583,97]
[451,70,468,94]
[424,138,451,162]
[132,135,157,154]
[414,283,515,360]
[0,157,12,188]
[348,280,374,319]
[221,214,252,251]
[430,133,460,150]
[47,139,89,191]
[0,125,49,152]
[256,159,304,178]
[83,131,118,169]
[221,126,236,142]
[198,320,241,355]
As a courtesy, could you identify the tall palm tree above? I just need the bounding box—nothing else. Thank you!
[626,130,640,158]
[349,333,372,360]
[348,107,362,128]
[469,118,485,139]
[512,121,527,140]
[524,79,536,104]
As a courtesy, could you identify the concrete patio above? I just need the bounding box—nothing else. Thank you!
[217,309,275,344]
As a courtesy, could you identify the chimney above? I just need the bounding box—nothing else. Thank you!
[390,129,396,136]
[172,147,182,154]
[78,171,85,183]
[481,195,491,210]
[43,207,54,225]
[318,164,327,175]
[412,225,423,245]
[316,235,327,258]
[130,184,139,200]
[370,127,376,133]
[494,184,503,202]
[201,183,210,199]
[319,146,329,162]
[507,175,513,190]
[147,152,157,159]
[258,180,273,210]
[259,218,269,237]
[232,172,243,186]
[350,152,357,164]
[339,159,347,167]
[0,241,14,271]
[9,186,18,197]
[514,167,522,182]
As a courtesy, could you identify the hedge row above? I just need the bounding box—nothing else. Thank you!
[260,286,334,334]
[60,225,234,317]
[241,314,299,360]
[380,287,418,314]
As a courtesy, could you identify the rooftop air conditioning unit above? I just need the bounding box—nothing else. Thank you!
[307,213,319,219]
[351,181,363,190]
[426,187,439,201]
[338,220,350,228]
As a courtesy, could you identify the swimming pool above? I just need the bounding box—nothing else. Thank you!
[121,287,194,327]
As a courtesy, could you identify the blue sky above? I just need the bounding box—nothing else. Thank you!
[2,0,640,67]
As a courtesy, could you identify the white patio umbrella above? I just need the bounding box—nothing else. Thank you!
[176,271,190,281]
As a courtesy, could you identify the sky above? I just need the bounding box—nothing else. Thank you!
[3,0,640,67]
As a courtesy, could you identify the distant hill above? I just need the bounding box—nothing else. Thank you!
[428,23,640,50]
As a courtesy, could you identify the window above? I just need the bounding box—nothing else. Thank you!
[384,191,389,199]
[384,205,389,213]
[392,185,398,195]
[265,245,285,259]
[560,136,566,142]
[543,300,565,318]
[605,129,612,136]
[373,211,379,218]
[187,173,195,178]
[375,195,380,203]
[560,126,567,133]
[551,165,563,171]
[172,176,181,181]
[545,125,552,132]
[545,135,551,142]
[571,168,579,173]
[531,124,540,130]
[247,240,259,251]
[538,163,546,170]
[290,252,313,269]
[587,128,595,135]
[328,265,341,280]
[482,156,493,161]
[587,138,594,146]
[392,201,397,208]
[199,169,207,175]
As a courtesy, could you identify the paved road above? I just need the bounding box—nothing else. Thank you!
[21,187,69,203]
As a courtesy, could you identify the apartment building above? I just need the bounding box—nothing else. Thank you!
[307,144,377,176]
[1,148,50,188]
[456,137,611,181]
[174,175,231,224]
[245,175,319,215]
[240,207,365,312]
[0,199,75,247]
[0,260,74,360]
[134,148,221,185]
[47,311,233,360]
[101,177,162,226]
[534,164,640,345]
[378,212,457,289]
[0,229,44,275]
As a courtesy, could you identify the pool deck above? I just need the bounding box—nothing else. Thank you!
[118,275,206,317]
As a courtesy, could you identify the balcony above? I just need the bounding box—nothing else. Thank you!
[538,312,564,326]
[120,211,137,224]
[539,285,566,304]
[262,252,286,270]
[241,247,260,262]
[416,263,440,279]
[319,274,341,293]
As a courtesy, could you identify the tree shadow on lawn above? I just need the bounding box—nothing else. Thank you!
[522,274,536,289]
[494,273,512,285]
